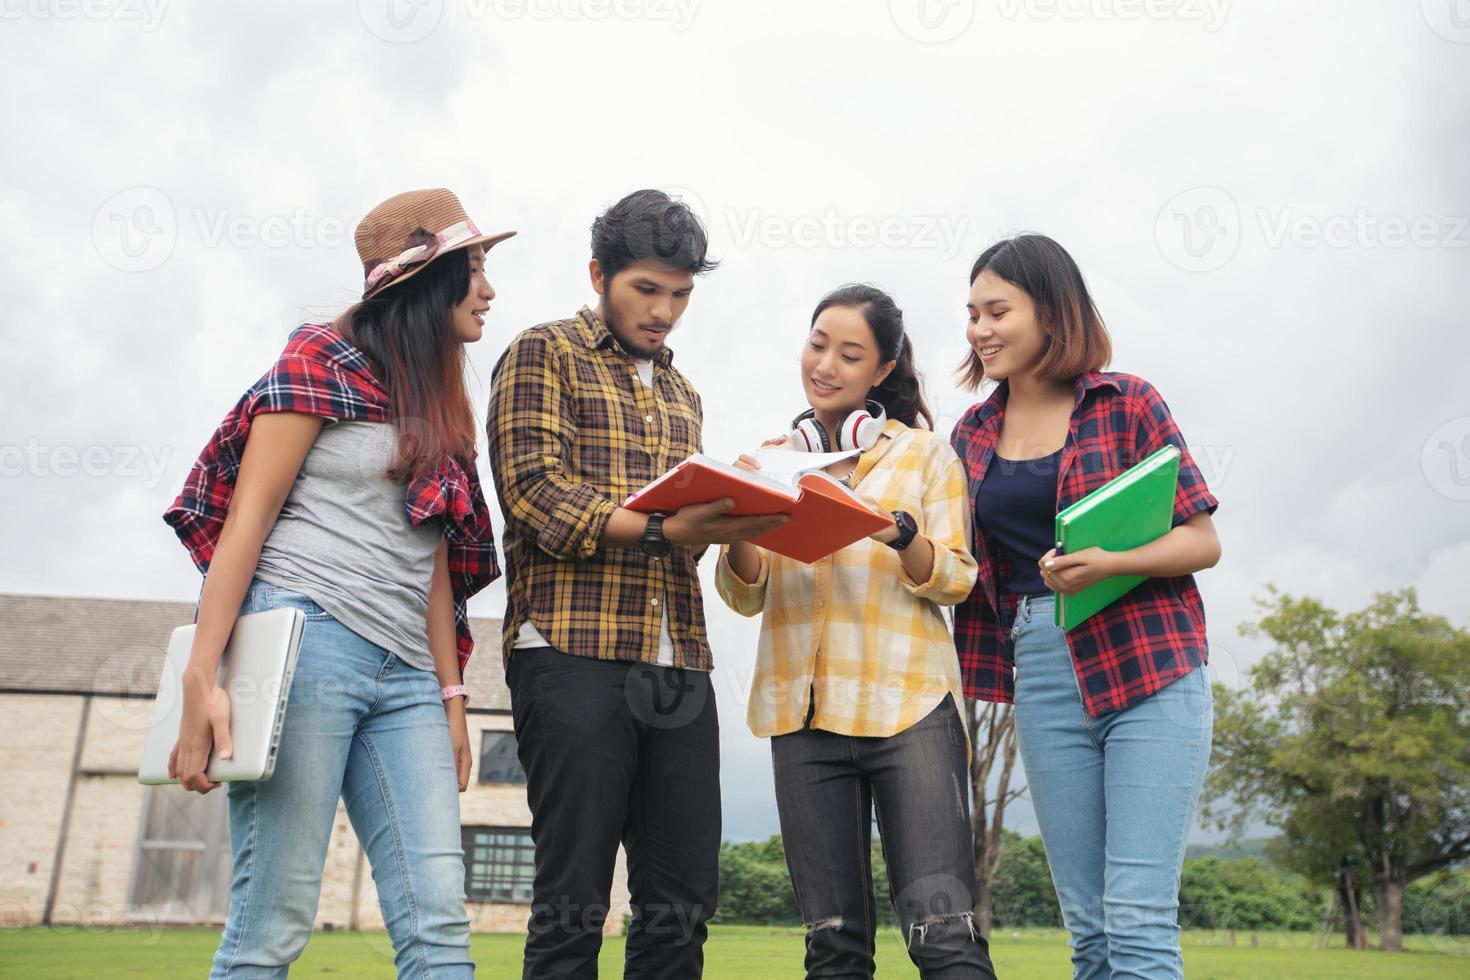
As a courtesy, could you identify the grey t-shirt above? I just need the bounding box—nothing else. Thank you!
[254,420,440,671]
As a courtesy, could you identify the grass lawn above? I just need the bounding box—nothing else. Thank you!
[2,924,1464,978]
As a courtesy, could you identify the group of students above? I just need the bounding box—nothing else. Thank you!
[163,186,1221,980]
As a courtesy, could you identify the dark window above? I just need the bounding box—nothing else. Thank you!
[462,826,535,903]
[478,730,526,784]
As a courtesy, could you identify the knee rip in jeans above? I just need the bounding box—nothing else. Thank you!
[907,910,979,950]
[806,915,845,935]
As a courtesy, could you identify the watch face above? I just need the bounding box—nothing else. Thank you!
[641,517,671,557]
[891,511,918,550]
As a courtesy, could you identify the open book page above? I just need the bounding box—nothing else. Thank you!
[797,469,886,515]
[626,453,797,503]
[752,447,859,487]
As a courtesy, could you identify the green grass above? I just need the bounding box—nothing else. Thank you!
[1,924,1465,978]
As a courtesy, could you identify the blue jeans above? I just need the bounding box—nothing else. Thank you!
[1011,593,1212,980]
[210,581,473,979]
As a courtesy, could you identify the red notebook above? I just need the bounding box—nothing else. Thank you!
[625,453,892,564]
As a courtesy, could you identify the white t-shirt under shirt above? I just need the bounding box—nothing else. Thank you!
[513,356,682,667]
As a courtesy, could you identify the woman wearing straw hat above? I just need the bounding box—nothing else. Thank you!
[163,188,513,978]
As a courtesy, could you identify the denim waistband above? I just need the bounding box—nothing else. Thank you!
[1014,591,1054,623]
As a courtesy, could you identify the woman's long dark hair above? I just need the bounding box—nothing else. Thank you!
[333,249,476,481]
[810,284,934,430]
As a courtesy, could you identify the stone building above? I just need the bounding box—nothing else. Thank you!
[0,592,629,934]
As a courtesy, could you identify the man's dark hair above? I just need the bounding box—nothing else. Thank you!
[590,189,719,283]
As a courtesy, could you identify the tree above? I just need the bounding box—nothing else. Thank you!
[989,831,1061,928]
[965,697,1026,936]
[1202,587,1470,951]
[716,838,800,925]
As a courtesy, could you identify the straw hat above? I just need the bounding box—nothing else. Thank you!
[355,188,515,299]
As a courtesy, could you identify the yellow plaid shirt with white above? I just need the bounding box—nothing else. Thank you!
[715,420,978,739]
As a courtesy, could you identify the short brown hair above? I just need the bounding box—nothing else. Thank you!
[957,235,1112,392]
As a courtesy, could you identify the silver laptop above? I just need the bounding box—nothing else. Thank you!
[138,608,305,785]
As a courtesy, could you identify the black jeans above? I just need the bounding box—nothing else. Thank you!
[771,693,997,980]
[507,647,721,979]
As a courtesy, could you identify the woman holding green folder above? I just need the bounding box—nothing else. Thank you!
[950,235,1221,979]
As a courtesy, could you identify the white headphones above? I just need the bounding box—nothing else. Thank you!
[789,399,887,453]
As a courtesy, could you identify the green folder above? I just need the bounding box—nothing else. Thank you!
[1054,445,1181,630]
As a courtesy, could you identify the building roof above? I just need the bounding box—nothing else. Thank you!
[0,593,508,711]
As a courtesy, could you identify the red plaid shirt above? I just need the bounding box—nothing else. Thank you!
[163,323,500,671]
[950,372,1219,717]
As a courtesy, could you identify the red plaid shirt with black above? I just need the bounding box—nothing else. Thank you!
[950,372,1219,717]
[163,322,501,672]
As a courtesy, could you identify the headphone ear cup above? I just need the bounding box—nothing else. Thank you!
[853,415,883,451]
[791,416,831,453]
[841,400,888,452]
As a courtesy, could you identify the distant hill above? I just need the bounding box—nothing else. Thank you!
[1184,837,1277,862]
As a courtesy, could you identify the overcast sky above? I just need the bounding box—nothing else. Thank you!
[3,1,1467,844]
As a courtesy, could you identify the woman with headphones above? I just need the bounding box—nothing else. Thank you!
[716,285,996,979]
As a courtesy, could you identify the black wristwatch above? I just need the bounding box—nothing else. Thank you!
[886,510,919,552]
[640,513,672,558]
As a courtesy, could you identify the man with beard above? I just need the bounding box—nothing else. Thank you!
[486,189,784,979]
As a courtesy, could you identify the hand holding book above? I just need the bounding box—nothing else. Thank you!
[662,497,789,548]
[628,449,892,563]
[1038,546,1118,596]
[734,451,899,546]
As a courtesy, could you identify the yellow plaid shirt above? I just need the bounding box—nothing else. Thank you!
[486,307,711,667]
[715,420,978,739]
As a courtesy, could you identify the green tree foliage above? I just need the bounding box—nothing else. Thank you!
[1202,588,1470,951]
[1179,857,1322,933]
[989,831,1062,929]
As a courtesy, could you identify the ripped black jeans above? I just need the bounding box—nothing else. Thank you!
[771,693,998,979]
